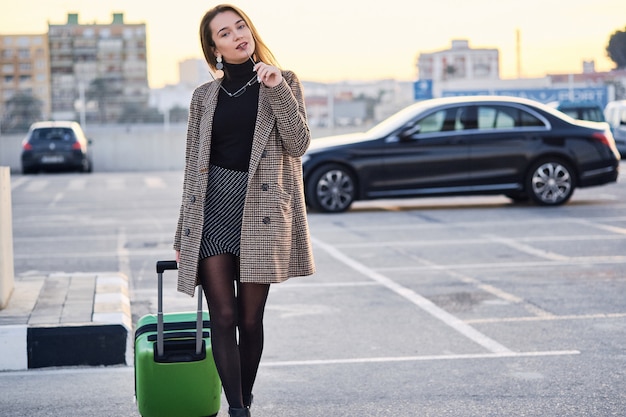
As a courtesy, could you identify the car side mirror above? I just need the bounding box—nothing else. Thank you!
[399,124,421,140]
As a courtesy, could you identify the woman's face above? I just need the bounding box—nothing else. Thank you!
[210,10,256,64]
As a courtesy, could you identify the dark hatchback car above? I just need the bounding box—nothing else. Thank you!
[303,96,620,213]
[21,121,92,174]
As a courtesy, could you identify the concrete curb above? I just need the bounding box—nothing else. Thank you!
[0,272,131,371]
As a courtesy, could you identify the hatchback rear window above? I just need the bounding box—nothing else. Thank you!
[30,128,76,142]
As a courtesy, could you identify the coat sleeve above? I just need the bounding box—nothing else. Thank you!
[264,71,311,157]
[173,86,204,251]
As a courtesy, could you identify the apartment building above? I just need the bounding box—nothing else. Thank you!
[417,39,499,82]
[48,13,149,122]
[0,33,51,129]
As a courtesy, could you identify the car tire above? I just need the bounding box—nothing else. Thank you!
[306,163,356,213]
[525,158,576,206]
[82,158,92,173]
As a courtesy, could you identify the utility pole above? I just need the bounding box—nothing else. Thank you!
[516,29,522,79]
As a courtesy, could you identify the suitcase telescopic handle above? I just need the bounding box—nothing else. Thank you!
[156,260,204,358]
[156,260,178,274]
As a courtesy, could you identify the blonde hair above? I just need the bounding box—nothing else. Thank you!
[199,4,279,74]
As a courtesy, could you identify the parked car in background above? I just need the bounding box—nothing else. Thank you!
[21,121,92,174]
[604,100,626,157]
[547,100,606,123]
[303,96,620,213]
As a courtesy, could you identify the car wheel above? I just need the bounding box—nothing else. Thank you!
[82,158,92,173]
[306,164,356,213]
[525,159,575,206]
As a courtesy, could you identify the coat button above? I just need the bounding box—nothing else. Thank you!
[261,183,269,191]
[185,228,191,236]
[261,150,268,158]
[189,195,196,203]
[262,217,271,224]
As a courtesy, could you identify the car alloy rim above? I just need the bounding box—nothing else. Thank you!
[531,162,572,204]
[316,169,354,211]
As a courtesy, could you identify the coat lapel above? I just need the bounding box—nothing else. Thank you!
[248,86,276,179]
[198,82,220,173]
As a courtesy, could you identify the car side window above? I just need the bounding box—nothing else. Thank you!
[458,106,478,130]
[417,110,445,133]
[518,109,544,127]
[476,106,513,129]
[476,105,544,129]
[417,107,465,133]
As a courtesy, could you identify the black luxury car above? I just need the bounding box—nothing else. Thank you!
[303,95,621,213]
[21,121,92,174]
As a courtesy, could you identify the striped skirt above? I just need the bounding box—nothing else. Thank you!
[199,164,248,259]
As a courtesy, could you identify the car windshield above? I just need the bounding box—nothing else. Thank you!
[365,101,435,138]
[30,128,75,142]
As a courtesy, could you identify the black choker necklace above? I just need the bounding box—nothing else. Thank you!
[220,74,258,98]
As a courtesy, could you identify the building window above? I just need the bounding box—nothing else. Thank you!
[1,49,14,59]
[2,64,14,74]
[18,49,30,59]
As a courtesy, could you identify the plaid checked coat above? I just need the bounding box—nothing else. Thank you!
[173,70,315,296]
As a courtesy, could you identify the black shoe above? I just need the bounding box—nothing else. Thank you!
[228,407,250,417]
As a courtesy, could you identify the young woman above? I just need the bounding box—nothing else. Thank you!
[173,4,315,417]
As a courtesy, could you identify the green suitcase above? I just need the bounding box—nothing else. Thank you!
[134,261,221,417]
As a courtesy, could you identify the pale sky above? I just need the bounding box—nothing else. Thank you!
[1,0,625,88]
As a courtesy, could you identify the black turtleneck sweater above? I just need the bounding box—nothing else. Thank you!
[211,60,260,172]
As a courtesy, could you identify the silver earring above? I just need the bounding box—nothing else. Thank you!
[216,55,223,70]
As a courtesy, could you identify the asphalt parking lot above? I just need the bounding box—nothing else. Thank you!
[1,167,625,416]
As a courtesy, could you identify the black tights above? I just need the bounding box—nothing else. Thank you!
[198,253,270,409]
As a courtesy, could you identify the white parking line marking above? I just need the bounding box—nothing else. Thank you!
[67,178,87,190]
[572,218,626,235]
[413,260,555,318]
[377,257,626,272]
[144,176,166,188]
[310,217,626,233]
[273,281,380,290]
[106,178,125,190]
[24,179,48,192]
[117,228,131,282]
[0,348,583,375]
[311,236,514,354]
[10,177,28,191]
[331,234,626,249]
[261,350,580,367]
[465,312,626,324]
[484,235,570,261]
[47,192,63,208]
